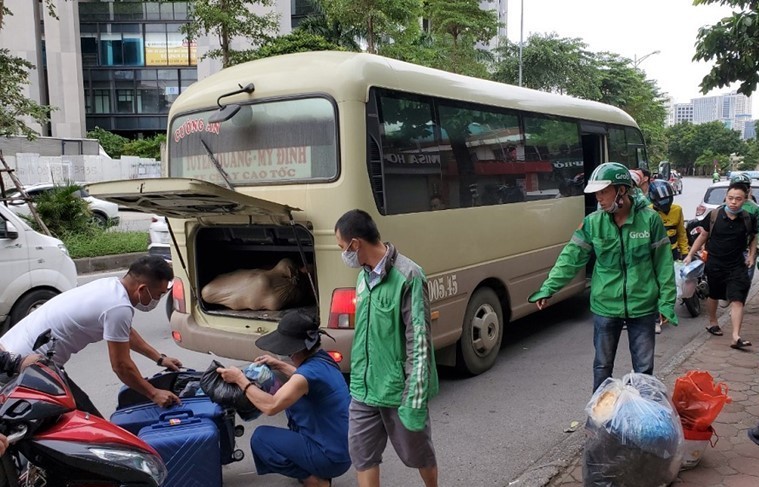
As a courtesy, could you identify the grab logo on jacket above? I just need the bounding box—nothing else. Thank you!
[629,230,651,239]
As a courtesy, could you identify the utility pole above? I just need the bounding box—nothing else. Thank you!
[518,0,524,87]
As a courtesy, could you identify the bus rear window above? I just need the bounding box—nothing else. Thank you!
[168,97,338,185]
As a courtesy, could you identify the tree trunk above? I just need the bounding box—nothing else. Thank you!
[367,15,375,54]
[221,0,229,67]
[0,0,5,30]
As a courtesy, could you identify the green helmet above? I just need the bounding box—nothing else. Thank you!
[584,162,633,194]
[730,173,751,186]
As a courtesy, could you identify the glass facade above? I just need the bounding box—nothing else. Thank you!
[79,1,196,135]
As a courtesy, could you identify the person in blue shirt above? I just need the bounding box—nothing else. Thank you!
[217,311,351,487]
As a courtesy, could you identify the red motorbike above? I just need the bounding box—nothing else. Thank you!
[0,330,167,486]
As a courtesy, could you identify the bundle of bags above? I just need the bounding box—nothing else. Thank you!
[201,258,305,311]
[200,360,282,421]
[672,370,730,469]
[583,373,684,486]
[674,260,704,299]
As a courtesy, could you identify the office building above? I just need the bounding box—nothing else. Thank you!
[2,0,500,139]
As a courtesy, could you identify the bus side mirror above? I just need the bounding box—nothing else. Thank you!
[208,104,241,124]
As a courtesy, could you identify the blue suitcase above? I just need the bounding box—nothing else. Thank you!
[139,416,222,487]
[110,398,240,464]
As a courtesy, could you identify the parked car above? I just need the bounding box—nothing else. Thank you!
[669,171,683,194]
[4,183,120,227]
[694,180,759,220]
[0,204,77,334]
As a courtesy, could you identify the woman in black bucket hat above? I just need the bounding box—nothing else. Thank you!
[217,311,351,487]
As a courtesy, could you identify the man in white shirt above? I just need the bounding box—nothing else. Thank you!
[0,256,183,416]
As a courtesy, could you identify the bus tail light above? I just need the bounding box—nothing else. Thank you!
[695,204,706,217]
[172,331,182,343]
[172,277,186,314]
[326,351,343,363]
[328,288,356,329]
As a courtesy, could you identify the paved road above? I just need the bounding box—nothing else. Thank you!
[65,178,718,486]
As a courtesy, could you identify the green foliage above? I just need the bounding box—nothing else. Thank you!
[319,0,423,54]
[695,149,729,172]
[296,0,361,51]
[123,134,166,160]
[0,49,55,139]
[87,127,129,158]
[233,31,342,63]
[182,0,280,68]
[694,0,759,96]
[62,230,148,259]
[22,184,93,238]
[0,1,57,139]
[665,121,747,174]
[493,34,600,98]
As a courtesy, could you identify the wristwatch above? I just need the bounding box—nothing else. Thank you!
[156,353,167,366]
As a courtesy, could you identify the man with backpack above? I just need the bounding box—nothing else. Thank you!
[684,178,757,349]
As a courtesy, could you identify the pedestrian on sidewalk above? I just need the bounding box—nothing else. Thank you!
[529,163,677,392]
[334,209,438,487]
[684,177,757,350]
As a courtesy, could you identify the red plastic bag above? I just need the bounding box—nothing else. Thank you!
[672,370,731,431]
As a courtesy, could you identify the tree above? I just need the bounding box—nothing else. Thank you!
[232,30,342,64]
[665,121,747,174]
[0,0,56,139]
[421,0,498,77]
[123,134,167,160]
[181,0,280,68]
[319,0,423,54]
[693,0,759,96]
[87,127,128,159]
[296,0,361,51]
[493,33,600,99]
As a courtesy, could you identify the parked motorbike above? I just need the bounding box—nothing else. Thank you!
[682,220,710,318]
[0,330,167,487]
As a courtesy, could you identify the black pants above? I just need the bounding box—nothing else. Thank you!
[62,370,104,418]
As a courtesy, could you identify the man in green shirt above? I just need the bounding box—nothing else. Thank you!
[530,163,676,391]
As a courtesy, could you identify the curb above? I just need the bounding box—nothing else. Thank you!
[74,252,148,274]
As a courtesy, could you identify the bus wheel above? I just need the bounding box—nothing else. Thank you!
[456,288,503,375]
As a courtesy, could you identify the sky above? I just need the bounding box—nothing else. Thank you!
[504,0,755,113]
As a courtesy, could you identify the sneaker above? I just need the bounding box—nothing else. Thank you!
[655,322,662,334]
[748,426,759,446]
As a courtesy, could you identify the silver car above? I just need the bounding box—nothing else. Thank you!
[694,180,759,220]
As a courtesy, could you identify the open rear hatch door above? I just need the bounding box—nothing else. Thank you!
[85,178,313,305]
[85,178,299,221]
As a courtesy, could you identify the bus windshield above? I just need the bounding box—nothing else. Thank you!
[168,97,338,185]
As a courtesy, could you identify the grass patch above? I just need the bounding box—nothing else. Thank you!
[63,230,147,259]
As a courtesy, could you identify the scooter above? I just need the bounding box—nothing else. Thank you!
[0,330,167,486]
[681,253,708,317]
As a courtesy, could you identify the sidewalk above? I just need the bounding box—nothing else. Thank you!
[547,293,759,487]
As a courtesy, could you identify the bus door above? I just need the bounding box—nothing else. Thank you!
[580,122,606,216]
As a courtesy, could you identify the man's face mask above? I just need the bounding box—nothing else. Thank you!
[135,285,161,312]
[341,239,361,268]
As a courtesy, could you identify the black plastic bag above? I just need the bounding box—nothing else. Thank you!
[199,360,261,421]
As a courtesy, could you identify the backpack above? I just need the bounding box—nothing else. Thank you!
[708,205,754,245]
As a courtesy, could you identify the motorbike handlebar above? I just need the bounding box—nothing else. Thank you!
[6,425,27,445]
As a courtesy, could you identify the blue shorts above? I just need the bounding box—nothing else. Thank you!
[251,426,351,481]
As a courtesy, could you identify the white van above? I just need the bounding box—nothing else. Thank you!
[0,205,77,333]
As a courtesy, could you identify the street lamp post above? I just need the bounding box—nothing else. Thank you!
[518,0,524,87]
[633,50,661,69]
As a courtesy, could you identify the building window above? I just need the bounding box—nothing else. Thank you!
[137,89,162,113]
[116,89,135,113]
[123,34,144,65]
[81,35,98,66]
[94,89,111,114]
[100,33,123,66]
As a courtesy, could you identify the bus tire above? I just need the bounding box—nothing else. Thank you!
[456,288,503,375]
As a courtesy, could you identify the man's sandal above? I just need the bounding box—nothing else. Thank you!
[706,325,723,336]
[731,338,752,349]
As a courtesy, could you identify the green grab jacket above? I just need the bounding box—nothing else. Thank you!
[350,244,439,432]
[529,198,678,324]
